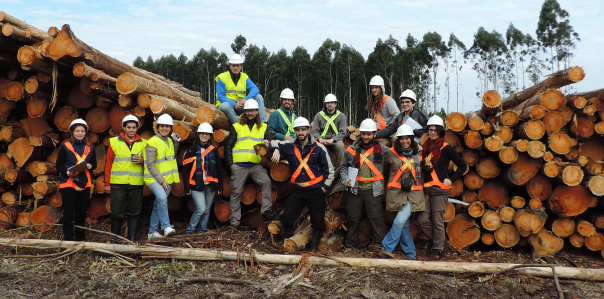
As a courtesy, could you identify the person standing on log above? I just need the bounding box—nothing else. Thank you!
[269,117,335,251]
[340,119,389,249]
[376,89,427,140]
[224,99,279,227]
[182,122,223,234]
[216,53,267,124]
[311,93,347,168]
[105,115,147,242]
[56,119,97,241]
[267,88,297,141]
[377,124,425,260]
[417,115,467,260]
[145,114,180,239]
[367,75,399,131]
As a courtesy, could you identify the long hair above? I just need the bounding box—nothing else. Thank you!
[68,124,89,145]
[238,111,262,129]
[394,135,418,156]
[366,87,384,115]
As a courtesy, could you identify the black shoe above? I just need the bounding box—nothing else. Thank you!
[284,226,295,239]
[110,218,123,244]
[127,217,139,242]
[431,249,443,260]
[309,230,323,252]
[262,211,281,224]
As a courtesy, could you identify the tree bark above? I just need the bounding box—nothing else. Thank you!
[149,95,196,122]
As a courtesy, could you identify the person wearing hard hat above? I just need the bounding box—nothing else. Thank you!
[216,53,267,124]
[340,119,389,249]
[417,115,466,260]
[56,119,97,241]
[104,115,147,242]
[375,89,428,140]
[367,75,400,131]
[267,88,297,141]
[269,117,335,251]
[145,114,181,239]
[377,124,425,260]
[224,99,279,227]
[181,123,223,234]
[311,93,347,168]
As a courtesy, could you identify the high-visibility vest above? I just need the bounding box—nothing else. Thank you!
[423,142,451,190]
[143,136,180,185]
[291,146,324,187]
[232,123,267,164]
[183,145,218,186]
[59,141,92,191]
[215,71,248,106]
[346,146,384,182]
[387,148,423,191]
[319,110,340,138]
[108,137,147,185]
[276,108,296,138]
[374,96,393,129]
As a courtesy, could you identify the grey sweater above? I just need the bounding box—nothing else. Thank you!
[145,132,180,185]
[311,109,347,142]
[374,96,400,127]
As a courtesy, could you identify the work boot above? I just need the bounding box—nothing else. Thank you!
[127,217,139,242]
[110,217,123,244]
[309,229,323,252]
[284,226,295,239]
[262,210,281,224]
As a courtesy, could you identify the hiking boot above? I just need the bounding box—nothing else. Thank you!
[309,229,323,252]
[262,210,281,223]
[148,231,162,240]
[376,252,393,259]
[164,226,176,237]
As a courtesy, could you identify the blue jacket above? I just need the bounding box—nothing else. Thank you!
[270,136,334,190]
[216,72,259,107]
[267,106,296,141]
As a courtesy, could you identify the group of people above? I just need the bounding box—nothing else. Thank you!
[57,53,467,259]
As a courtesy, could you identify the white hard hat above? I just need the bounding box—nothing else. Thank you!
[197,122,213,134]
[293,117,310,128]
[243,99,259,110]
[396,124,414,137]
[69,118,88,131]
[280,88,295,100]
[369,75,385,87]
[122,114,140,127]
[427,115,444,127]
[359,119,377,132]
[156,114,174,126]
[229,53,244,64]
[324,94,337,103]
[400,89,417,102]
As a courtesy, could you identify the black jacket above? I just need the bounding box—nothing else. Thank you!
[423,144,467,184]
[376,108,428,139]
[224,119,275,168]
[182,142,223,194]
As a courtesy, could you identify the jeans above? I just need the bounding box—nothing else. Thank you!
[217,94,267,124]
[381,203,416,259]
[186,188,215,233]
[147,182,172,234]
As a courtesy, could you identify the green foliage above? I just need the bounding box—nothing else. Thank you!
[536,0,580,71]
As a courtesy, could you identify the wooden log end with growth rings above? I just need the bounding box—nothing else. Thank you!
[498,146,518,164]
[569,233,585,248]
[463,131,482,149]
[476,158,500,179]
[484,136,503,152]
[30,205,61,231]
[499,110,519,127]
[443,202,455,223]
[477,180,509,209]
[499,206,515,223]
[462,149,479,166]
[526,174,552,201]
[446,214,481,251]
[482,232,495,245]
[494,224,520,248]
[551,218,575,238]
[585,233,604,251]
[510,139,529,152]
[445,112,466,132]
[468,201,485,218]
[557,164,583,186]
[517,120,545,141]
[528,229,564,259]
[270,162,290,182]
[493,126,513,143]
[481,210,502,231]
[548,185,591,218]
[463,172,483,190]
[548,131,572,155]
[513,208,547,237]
[527,141,546,159]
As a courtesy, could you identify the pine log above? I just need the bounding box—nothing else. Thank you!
[108,105,130,133]
[511,196,526,209]
[0,153,14,173]
[29,135,58,147]
[509,139,529,152]
[86,195,110,222]
[0,12,51,41]
[514,208,548,237]
[498,146,518,164]
[463,130,482,149]
[550,218,575,238]
[577,105,597,117]
[31,180,59,196]
[499,206,515,223]
[446,214,481,251]
[150,95,196,122]
[443,202,455,223]
[284,220,313,252]
[468,201,485,218]
[26,95,47,118]
[592,214,604,230]
[85,107,111,133]
[476,158,500,179]
[463,172,483,190]
[0,98,16,119]
[528,198,543,209]
[462,149,479,166]
[576,220,596,237]
[445,112,466,132]
[0,204,26,228]
[16,212,31,226]
[65,84,95,109]
[173,121,196,143]
[494,224,520,248]
[0,34,23,53]
[195,106,232,131]
[570,116,594,139]
[480,121,494,135]
[541,161,560,178]
[572,155,589,167]
[7,137,54,168]
[481,210,502,231]
[493,126,513,143]
[484,136,503,152]
[1,23,31,43]
[548,185,591,217]
[318,233,345,252]
[588,97,604,112]
[478,180,509,209]
[567,96,587,109]
[116,72,203,106]
[1,191,18,206]
[53,105,78,132]
[467,114,484,131]
[270,162,290,182]
[212,129,229,143]
[528,229,564,260]
[444,129,460,146]
[542,111,567,135]
[5,169,33,184]
[0,124,26,142]
[498,110,519,127]
[585,233,604,251]
[214,200,230,222]
[240,185,257,205]
[502,153,542,186]
[47,148,59,164]
[449,179,463,197]
[569,233,584,248]
[515,120,545,140]
[24,76,52,96]
[30,205,61,231]
[323,209,347,236]
[555,163,583,186]
[579,137,604,161]
[3,80,24,102]
[525,174,552,201]
[546,131,572,155]
[514,102,546,121]
[477,90,502,118]
[526,141,546,159]
[72,61,117,84]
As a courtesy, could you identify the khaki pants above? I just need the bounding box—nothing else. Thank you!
[229,164,272,225]
[416,192,448,251]
[326,139,346,169]
[345,189,387,248]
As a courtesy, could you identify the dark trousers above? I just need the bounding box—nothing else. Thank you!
[110,187,143,220]
[60,187,91,241]
[281,187,326,231]
[345,189,387,248]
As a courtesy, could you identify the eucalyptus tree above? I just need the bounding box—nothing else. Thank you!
[421,32,449,113]
[448,33,466,112]
[536,0,580,72]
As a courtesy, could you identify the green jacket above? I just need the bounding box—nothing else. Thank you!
[267,106,296,141]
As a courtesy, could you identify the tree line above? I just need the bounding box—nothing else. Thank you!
[133,0,579,126]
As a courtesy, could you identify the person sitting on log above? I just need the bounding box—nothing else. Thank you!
[145,114,181,239]
[269,117,335,252]
[56,119,97,241]
[367,75,400,132]
[340,119,389,249]
[377,124,425,260]
[105,115,147,243]
[417,115,467,260]
[267,88,297,141]
[182,122,223,234]
[216,53,267,124]
[375,89,427,140]
[311,93,347,169]
[224,99,279,227]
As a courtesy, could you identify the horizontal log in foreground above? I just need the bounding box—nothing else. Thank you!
[1,238,603,281]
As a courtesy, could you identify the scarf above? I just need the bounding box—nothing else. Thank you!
[353,139,383,169]
[195,139,217,189]
[423,137,445,168]
[400,147,422,185]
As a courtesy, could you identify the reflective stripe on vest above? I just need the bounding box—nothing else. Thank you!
[59,141,92,191]
[215,71,248,106]
[143,136,180,185]
[109,137,147,185]
[423,142,451,189]
[183,145,218,186]
[276,109,296,138]
[346,147,384,182]
[387,147,423,191]
[232,123,267,164]
[374,96,392,129]
[291,146,324,187]
[319,110,340,138]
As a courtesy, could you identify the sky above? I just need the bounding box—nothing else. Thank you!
[2,0,602,112]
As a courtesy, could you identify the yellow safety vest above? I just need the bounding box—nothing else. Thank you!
[277,108,296,138]
[232,122,267,164]
[109,137,147,185]
[144,136,180,185]
[319,110,340,138]
[215,71,248,106]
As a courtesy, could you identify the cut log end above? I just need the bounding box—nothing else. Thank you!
[463,172,483,190]
[116,73,137,95]
[549,185,591,217]
[468,201,485,218]
[493,126,513,143]
[569,233,584,248]
[585,233,604,251]
[528,229,564,260]
[481,210,502,231]
[445,112,466,132]
[270,162,290,182]
[514,208,547,237]
[499,147,518,164]
[484,136,503,152]
[446,214,481,251]
[476,158,500,179]
[482,232,495,245]
[551,218,575,238]
[499,206,516,223]
[494,224,520,248]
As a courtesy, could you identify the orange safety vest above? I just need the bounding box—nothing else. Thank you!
[183,145,218,186]
[60,141,92,191]
[388,148,423,191]
[346,146,384,182]
[291,146,324,187]
[374,96,392,129]
[423,142,451,189]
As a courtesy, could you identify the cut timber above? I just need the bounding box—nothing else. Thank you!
[526,174,552,201]
[570,116,594,139]
[318,233,344,252]
[170,174,185,197]
[467,114,484,131]
[0,153,14,173]
[552,218,575,238]
[0,205,26,228]
[528,229,564,260]
[494,224,520,248]
[541,161,560,178]
[463,131,482,149]
[53,105,78,132]
[268,221,283,235]
[214,200,230,222]
[569,233,584,248]
[4,81,24,102]
[5,169,33,184]
[578,105,597,116]
[514,208,548,237]
[85,107,111,133]
[484,136,503,152]
[26,95,47,118]
[31,181,59,196]
[72,62,116,84]
[150,95,196,122]
[480,121,494,135]
[516,120,545,140]
[499,110,519,127]
[588,97,604,112]
[529,198,543,209]
[576,220,596,237]
[29,135,57,147]
[493,126,513,143]
[195,106,231,131]
[449,179,463,197]
[270,162,290,182]
[86,196,109,221]
[516,103,547,121]
[462,149,479,166]
[567,96,587,109]
[478,180,509,209]
[284,221,313,252]
[7,137,53,168]
[498,146,518,164]
[579,137,604,162]
[16,212,31,226]
[510,139,529,152]
[531,89,566,111]
[446,214,481,251]
[499,206,515,223]
[511,196,526,209]
[481,210,502,231]
[542,111,567,135]
[478,90,502,118]
[476,158,500,179]
[463,172,483,190]
[468,201,485,218]
[241,185,257,205]
[173,121,195,143]
[526,141,546,159]
[0,12,51,41]
[323,209,347,236]
[548,185,591,217]
[555,164,583,186]
[213,129,229,143]
[595,121,604,135]
[443,202,455,223]
[591,214,604,230]
[547,132,572,155]
[30,205,61,231]
[444,130,460,146]
[503,153,542,186]
[116,72,204,107]
[445,112,466,132]
[482,232,495,245]
[1,192,17,206]
[0,124,26,142]
[585,233,604,251]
